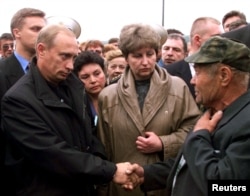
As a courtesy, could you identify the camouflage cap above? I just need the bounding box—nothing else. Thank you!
[185,36,250,72]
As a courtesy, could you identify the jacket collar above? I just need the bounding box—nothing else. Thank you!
[213,90,250,132]
[118,65,171,131]
[29,57,86,118]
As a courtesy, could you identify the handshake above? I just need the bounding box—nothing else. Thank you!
[113,162,144,190]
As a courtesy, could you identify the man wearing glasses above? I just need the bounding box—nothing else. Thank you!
[0,33,14,60]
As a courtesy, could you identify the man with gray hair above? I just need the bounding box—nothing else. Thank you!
[124,36,250,196]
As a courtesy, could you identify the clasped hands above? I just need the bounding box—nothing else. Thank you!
[113,162,144,190]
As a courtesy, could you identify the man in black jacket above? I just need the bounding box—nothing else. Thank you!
[163,17,222,99]
[124,36,250,196]
[1,24,135,195]
[0,8,47,194]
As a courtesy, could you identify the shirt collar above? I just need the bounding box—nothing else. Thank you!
[14,51,29,73]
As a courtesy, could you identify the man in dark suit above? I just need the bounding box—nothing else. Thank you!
[159,33,188,67]
[0,54,27,88]
[0,8,46,89]
[0,8,46,194]
[0,70,7,190]
[163,17,222,99]
[164,60,195,98]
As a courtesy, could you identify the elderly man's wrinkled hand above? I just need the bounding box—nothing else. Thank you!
[194,109,223,133]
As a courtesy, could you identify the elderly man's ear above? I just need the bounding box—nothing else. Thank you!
[219,66,233,86]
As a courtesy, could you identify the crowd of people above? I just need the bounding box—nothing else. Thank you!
[0,6,250,196]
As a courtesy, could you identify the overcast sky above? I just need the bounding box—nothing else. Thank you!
[0,0,249,42]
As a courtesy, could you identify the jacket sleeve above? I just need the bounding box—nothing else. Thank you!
[141,158,175,192]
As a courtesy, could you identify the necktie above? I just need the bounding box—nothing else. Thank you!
[25,64,29,73]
